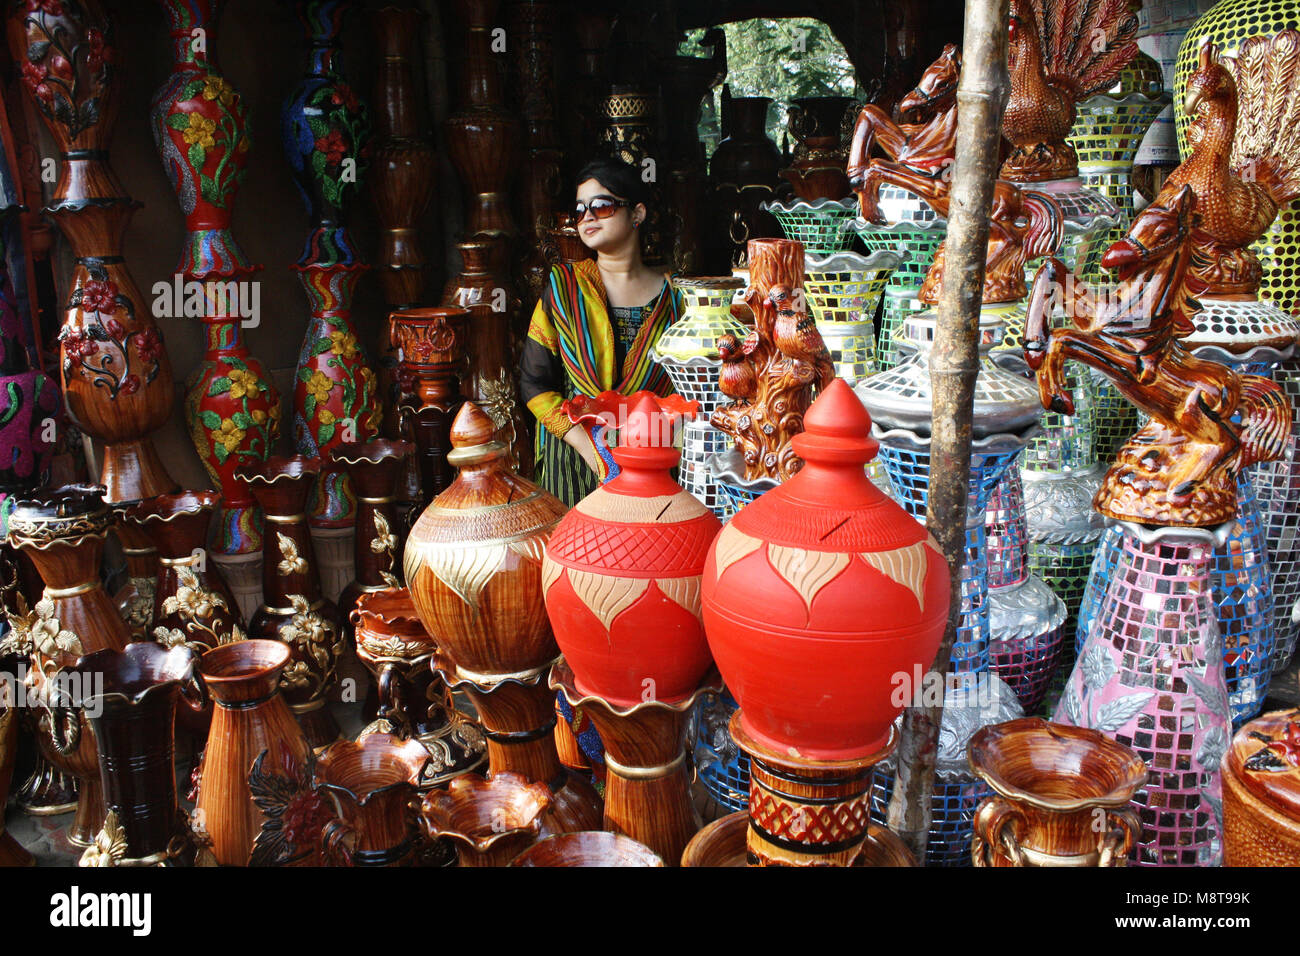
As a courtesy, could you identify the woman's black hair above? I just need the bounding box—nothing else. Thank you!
[575,156,654,211]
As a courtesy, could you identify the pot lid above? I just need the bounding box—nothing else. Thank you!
[1225,709,1300,821]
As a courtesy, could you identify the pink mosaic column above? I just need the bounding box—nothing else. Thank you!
[1054,525,1230,866]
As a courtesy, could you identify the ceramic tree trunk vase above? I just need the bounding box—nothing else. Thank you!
[7,0,177,506]
[72,643,210,866]
[403,402,601,832]
[283,0,381,602]
[968,717,1146,867]
[2,485,130,846]
[238,456,344,750]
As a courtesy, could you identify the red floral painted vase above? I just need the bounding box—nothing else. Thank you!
[700,379,951,760]
[150,0,280,564]
[542,391,721,707]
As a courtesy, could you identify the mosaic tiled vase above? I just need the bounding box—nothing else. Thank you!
[1176,0,1300,316]
[850,185,946,368]
[803,249,900,387]
[650,276,747,520]
[1055,524,1231,867]
[764,197,858,257]
[1257,359,1300,670]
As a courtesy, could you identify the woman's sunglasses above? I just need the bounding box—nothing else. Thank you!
[574,196,631,220]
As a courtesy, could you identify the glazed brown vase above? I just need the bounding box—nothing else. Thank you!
[314,733,429,866]
[404,402,600,831]
[194,640,313,865]
[390,307,469,510]
[351,587,487,787]
[330,439,413,628]
[969,717,1147,867]
[1222,708,1300,866]
[0,649,33,866]
[73,642,206,866]
[238,456,343,749]
[125,490,245,739]
[444,0,521,240]
[7,0,176,505]
[5,485,129,846]
[419,770,552,867]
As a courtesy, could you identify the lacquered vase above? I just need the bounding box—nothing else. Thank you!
[73,643,206,866]
[969,717,1145,866]
[7,0,176,505]
[543,391,719,705]
[702,380,950,866]
[283,0,380,556]
[330,439,412,628]
[238,457,343,749]
[1055,525,1232,867]
[4,485,128,846]
[194,640,313,865]
[350,587,486,787]
[0,649,33,866]
[404,401,601,831]
[390,307,469,510]
[313,733,429,866]
[445,0,521,240]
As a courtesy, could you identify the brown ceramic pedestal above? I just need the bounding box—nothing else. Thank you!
[682,811,917,868]
[731,712,894,867]
[434,652,602,834]
[550,659,717,866]
[351,588,486,788]
[0,665,34,865]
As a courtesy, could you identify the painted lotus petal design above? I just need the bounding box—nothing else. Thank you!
[1095,691,1154,733]
[540,554,565,597]
[1196,725,1229,771]
[857,539,936,613]
[712,522,764,578]
[656,576,703,619]
[564,570,648,633]
[506,536,546,565]
[423,543,507,614]
[767,546,851,615]
[1081,643,1117,692]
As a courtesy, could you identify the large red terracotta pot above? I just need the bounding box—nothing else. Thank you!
[700,379,950,760]
[542,392,721,707]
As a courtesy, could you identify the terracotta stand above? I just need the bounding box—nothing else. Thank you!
[551,659,718,866]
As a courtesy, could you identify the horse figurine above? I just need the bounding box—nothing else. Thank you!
[847,43,960,223]
[1023,184,1291,527]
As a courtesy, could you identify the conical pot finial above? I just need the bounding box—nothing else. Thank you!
[791,378,879,462]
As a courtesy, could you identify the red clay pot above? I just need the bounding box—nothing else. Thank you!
[700,379,950,761]
[542,392,721,706]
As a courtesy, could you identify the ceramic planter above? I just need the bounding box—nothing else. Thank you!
[543,391,720,707]
[969,717,1146,867]
[418,771,552,867]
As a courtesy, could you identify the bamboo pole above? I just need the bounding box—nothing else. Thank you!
[885,0,1010,862]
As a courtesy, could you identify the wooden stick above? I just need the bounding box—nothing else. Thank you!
[885,0,1010,862]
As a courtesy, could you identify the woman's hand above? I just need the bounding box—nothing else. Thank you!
[563,426,604,477]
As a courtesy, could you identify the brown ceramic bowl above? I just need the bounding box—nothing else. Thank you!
[681,812,917,867]
[508,831,664,867]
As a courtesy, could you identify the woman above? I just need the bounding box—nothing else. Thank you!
[522,158,683,506]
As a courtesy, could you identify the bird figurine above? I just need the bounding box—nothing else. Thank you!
[1166,33,1300,297]
[769,284,835,391]
[1001,0,1139,182]
[716,333,757,402]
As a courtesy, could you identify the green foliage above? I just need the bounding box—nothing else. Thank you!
[679,18,862,156]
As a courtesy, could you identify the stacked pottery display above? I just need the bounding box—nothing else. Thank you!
[3,486,127,846]
[7,0,178,507]
[699,380,950,866]
[72,643,208,866]
[543,391,721,864]
[350,587,486,788]
[238,456,343,749]
[283,0,382,602]
[403,402,601,831]
[649,276,748,519]
[150,0,279,621]
[968,718,1146,867]
[193,640,313,865]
